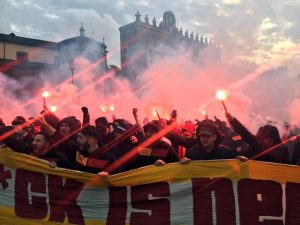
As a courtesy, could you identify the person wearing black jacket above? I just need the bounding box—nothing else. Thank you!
[0,126,32,154]
[225,112,290,164]
[51,116,82,167]
[129,120,179,169]
[181,119,236,163]
[31,132,71,168]
[167,121,198,159]
[291,140,300,165]
[95,116,116,147]
[75,125,115,174]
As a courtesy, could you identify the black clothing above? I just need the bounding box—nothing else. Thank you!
[0,126,32,154]
[52,131,80,168]
[129,139,179,170]
[291,141,300,165]
[168,132,198,153]
[186,143,236,160]
[35,150,72,168]
[220,131,249,156]
[99,132,117,147]
[75,148,115,174]
[229,118,290,164]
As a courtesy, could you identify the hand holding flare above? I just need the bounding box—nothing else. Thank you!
[201,109,208,119]
[109,104,116,121]
[41,91,50,109]
[216,90,228,113]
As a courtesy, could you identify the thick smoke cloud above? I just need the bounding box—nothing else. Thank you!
[1,0,299,134]
[1,42,298,136]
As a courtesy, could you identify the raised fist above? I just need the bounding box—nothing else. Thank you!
[81,106,89,115]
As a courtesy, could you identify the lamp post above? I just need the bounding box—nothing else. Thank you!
[69,57,75,84]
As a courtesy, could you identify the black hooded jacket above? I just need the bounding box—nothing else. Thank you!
[229,117,290,164]
[52,116,82,167]
[184,119,236,160]
[128,138,179,170]
[186,143,236,160]
[291,141,300,165]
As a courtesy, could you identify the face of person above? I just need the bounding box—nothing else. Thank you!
[182,129,193,138]
[60,122,71,137]
[77,132,90,151]
[27,123,34,133]
[145,128,157,139]
[258,136,275,149]
[96,124,109,136]
[12,124,26,136]
[198,131,217,151]
[32,134,50,156]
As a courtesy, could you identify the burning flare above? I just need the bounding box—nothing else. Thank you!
[99,105,107,113]
[49,105,57,112]
[109,104,115,112]
[42,91,50,98]
[216,89,228,113]
[216,90,227,101]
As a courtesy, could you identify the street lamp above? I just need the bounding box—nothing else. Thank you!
[68,57,75,84]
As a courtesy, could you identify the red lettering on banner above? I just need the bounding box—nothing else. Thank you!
[130,182,170,225]
[286,182,300,224]
[0,163,12,190]
[107,187,127,225]
[15,169,47,219]
[192,178,235,225]
[238,179,283,225]
[48,175,85,225]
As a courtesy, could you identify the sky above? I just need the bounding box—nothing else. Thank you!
[0,0,300,75]
[1,0,300,130]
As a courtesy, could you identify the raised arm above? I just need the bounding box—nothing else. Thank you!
[81,106,90,126]
[225,112,258,148]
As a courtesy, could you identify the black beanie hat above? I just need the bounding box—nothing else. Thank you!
[95,117,109,127]
[59,116,81,133]
[143,120,161,133]
[12,116,26,126]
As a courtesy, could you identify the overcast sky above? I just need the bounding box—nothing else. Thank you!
[0,0,300,75]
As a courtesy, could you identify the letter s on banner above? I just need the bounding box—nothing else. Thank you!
[130,182,170,225]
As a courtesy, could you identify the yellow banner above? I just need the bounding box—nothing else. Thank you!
[0,146,300,225]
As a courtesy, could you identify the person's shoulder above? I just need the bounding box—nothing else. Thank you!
[217,144,236,157]
[217,144,233,151]
[187,143,202,152]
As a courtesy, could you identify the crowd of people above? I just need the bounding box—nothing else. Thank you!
[0,106,300,176]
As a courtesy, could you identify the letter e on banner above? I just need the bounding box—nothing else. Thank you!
[238,179,283,225]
